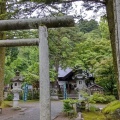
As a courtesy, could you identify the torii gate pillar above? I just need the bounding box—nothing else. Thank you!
[0,16,74,120]
[39,26,51,120]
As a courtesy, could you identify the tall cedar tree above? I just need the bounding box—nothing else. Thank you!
[0,0,6,105]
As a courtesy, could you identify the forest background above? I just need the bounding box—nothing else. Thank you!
[5,17,117,97]
[0,0,117,99]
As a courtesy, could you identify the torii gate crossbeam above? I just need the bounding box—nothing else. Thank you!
[0,16,74,31]
[0,39,39,47]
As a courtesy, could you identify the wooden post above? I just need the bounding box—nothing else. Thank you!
[39,26,51,120]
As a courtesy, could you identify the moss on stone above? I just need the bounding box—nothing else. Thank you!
[83,111,105,120]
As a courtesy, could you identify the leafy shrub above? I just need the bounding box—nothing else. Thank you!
[63,100,73,112]
[104,95,116,103]
[27,92,33,100]
[5,93,13,101]
[89,104,97,112]
[90,93,116,103]
[90,93,106,103]
[102,100,120,114]
[102,100,120,120]
[63,99,76,112]
[21,90,39,100]
[63,99,78,117]
[33,91,39,99]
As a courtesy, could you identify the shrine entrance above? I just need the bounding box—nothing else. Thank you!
[0,16,74,120]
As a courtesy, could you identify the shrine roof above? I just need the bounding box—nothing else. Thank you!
[88,84,104,89]
[10,71,24,82]
[58,67,72,77]
[11,76,24,82]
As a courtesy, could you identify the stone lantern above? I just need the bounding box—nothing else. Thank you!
[73,68,87,100]
[11,70,24,108]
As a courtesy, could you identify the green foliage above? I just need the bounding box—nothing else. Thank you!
[104,95,117,103]
[71,33,116,96]
[79,90,95,104]
[99,17,110,39]
[102,100,120,114]
[90,93,106,103]
[4,17,116,98]
[71,38,112,70]
[90,93,116,103]
[63,99,73,112]
[78,19,98,33]
[4,67,14,84]
[49,69,57,81]
[5,93,13,101]
[89,104,97,112]
[27,92,33,100]
[19,90,39,100]
[6,47,19,66]
[5,46,39,85]
[63,99,78,117]
[32,90,39,99]
[49,27,84,69]
[85,29,101,40]
[94,58,117,97]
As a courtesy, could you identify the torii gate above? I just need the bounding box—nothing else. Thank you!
[0,16,74,120]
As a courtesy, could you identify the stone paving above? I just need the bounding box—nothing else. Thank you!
[0,101,63,120]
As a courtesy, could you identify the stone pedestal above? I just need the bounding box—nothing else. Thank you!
[12,88,22,109]
[4,92,8,99]
[51,95,59,100]
[79,93,84,101]
[13,100,19,108]
[50,88,58,100]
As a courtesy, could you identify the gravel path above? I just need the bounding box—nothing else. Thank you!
[0,101,107,120]
[0,101,63,120]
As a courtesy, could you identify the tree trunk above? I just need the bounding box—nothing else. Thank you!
[113,0,120,100]
[0,33,5,105]
[0,0,6,105]
[106,0,120,99]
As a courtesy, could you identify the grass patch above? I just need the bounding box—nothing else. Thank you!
[83,111,105,120]
[2,101,12,108]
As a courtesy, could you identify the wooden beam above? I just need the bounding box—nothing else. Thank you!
[0,39,39,47]
[0,16,74,31]
[39,26,51,120]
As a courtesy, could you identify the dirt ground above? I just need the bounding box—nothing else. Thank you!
[54,115,69,120]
